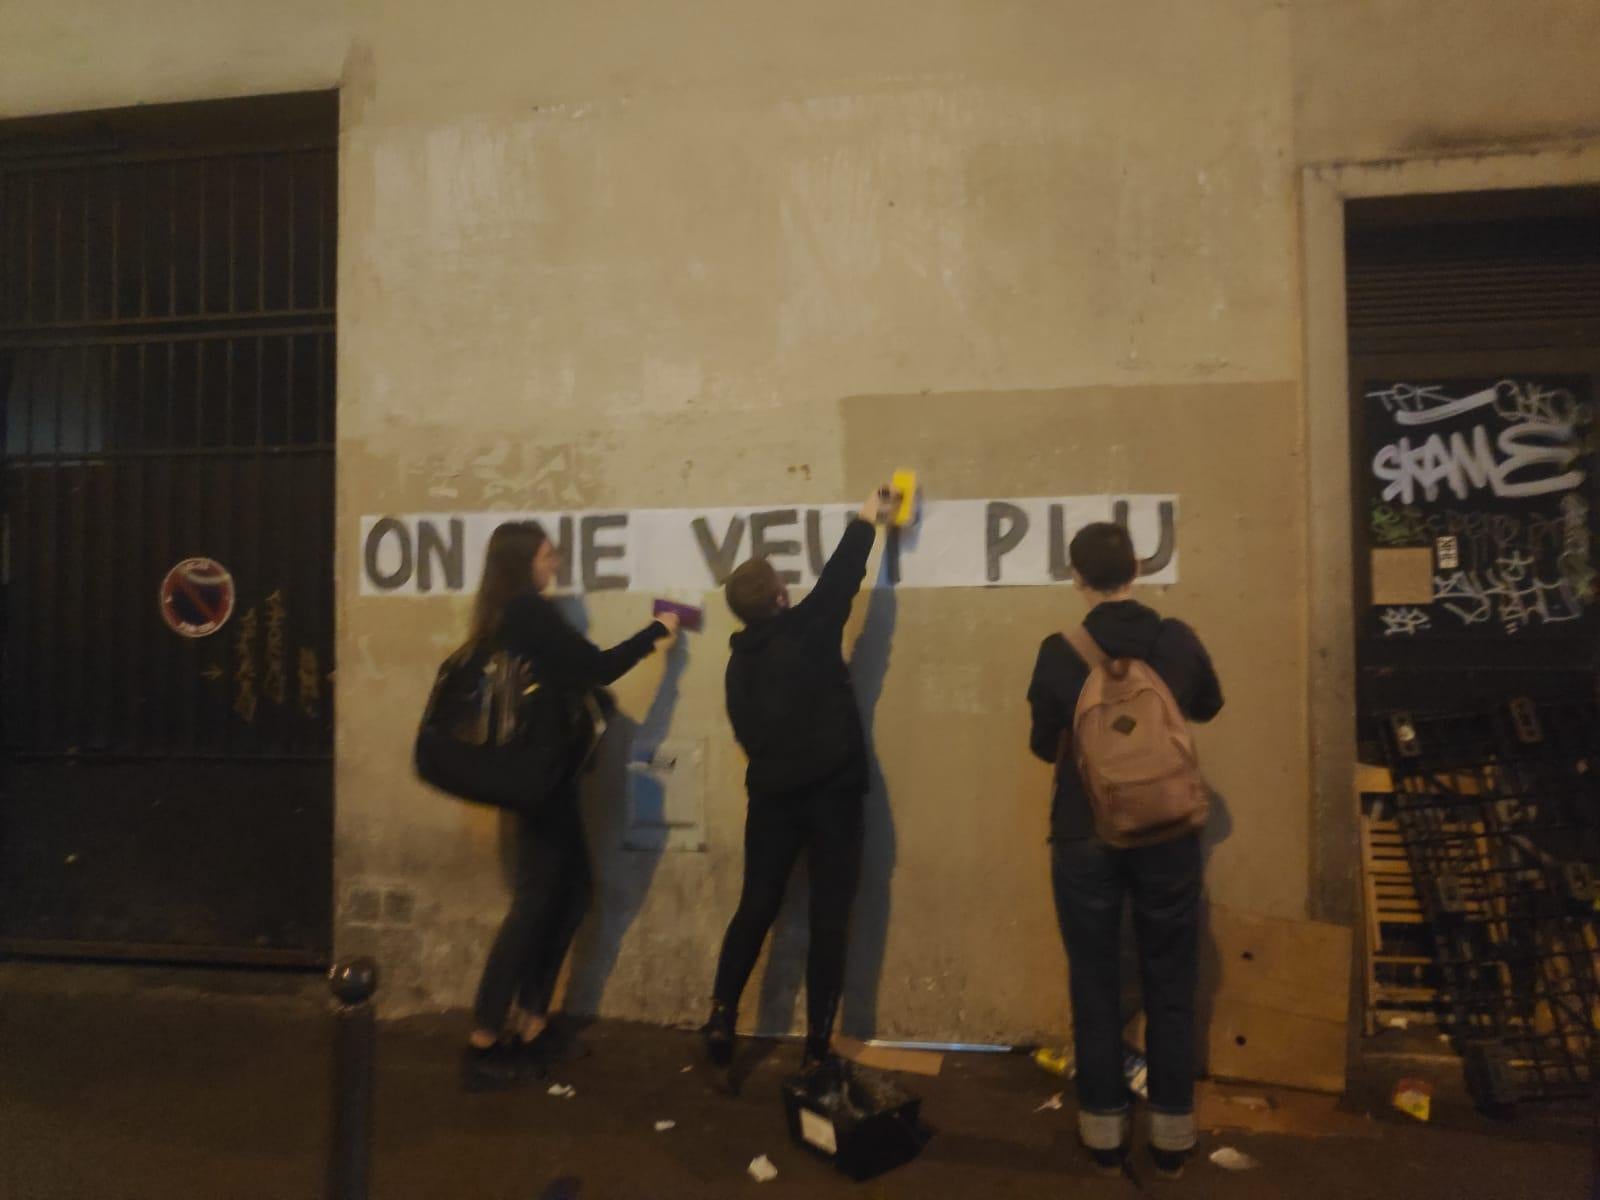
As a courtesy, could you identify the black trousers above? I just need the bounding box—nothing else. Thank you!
[1051,832,1202,1152]
[472,784,591,1033]
[711,774,864,1043]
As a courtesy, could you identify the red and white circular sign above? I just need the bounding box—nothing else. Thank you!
[159,557,237,639]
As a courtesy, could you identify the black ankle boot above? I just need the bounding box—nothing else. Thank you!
[801,1034,834,1071]
[702,1002,735,1069]
[1149,1145,1189,1179]
[1080,1139,1129,1177]
[461,1041,521,1092]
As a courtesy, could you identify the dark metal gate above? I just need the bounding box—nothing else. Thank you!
[1346,188,1600,722]
[0,94,337,964]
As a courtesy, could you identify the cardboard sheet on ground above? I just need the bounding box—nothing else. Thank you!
[1195,1082,1379,1139]
[834,1037,944,1077]
[1203,905,1352,1093]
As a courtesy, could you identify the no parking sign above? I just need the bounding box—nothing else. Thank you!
[159,557,236,638]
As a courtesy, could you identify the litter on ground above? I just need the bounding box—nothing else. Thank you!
[1210,1147,1261,1171]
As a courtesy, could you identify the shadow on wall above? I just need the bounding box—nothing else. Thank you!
[494,598,688,1018]
[1194,786,1234,1075]
[753,564,899,1040]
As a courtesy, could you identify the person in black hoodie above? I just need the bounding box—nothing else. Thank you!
[701,485,897,1072]
[1026,521,1222,1180]
[462,520,677,1090]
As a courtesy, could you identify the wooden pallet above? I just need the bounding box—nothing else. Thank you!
[1359,789,1442,1034]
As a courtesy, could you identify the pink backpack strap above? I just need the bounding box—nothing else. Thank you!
[1064,625,1108,670]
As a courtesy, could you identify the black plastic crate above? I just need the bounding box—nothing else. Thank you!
[780,1062,929,1181]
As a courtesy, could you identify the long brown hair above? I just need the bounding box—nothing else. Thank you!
[469,520,549,646]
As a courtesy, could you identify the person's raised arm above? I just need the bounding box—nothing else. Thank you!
[794,486,893,628]
[503,593,675,688]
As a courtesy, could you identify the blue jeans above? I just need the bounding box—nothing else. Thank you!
[1051,833,1201,1152]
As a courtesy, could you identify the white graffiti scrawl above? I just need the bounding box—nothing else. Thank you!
[1433,553,1587,635]
[1369,380,1588,505]
[1380,607,1432,637]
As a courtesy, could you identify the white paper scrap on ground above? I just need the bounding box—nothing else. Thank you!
[654,1120,676,1133]
[547,1083,576,1098]
[1210,1147,1261,1171]
[799,1108,838,1155]
[747,1155,779,1183]
[1034,1093,1064,1112]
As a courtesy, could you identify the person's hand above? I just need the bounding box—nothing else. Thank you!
[654,609,681,646]
[858,485,895,524]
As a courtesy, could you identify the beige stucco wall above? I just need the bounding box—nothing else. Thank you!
[3,0,1596,1038]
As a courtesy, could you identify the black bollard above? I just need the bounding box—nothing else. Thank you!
[328,957,379,1200]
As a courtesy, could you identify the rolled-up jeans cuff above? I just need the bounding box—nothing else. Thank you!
[1149,1108,1196,1152]
[1077,1107,1130,1151]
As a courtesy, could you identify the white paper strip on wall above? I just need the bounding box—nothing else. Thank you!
[357,495,1178,596]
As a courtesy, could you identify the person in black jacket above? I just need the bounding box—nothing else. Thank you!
[462,520,677,1090]
[1025,521,1222,1180]
[702,485,897,1072]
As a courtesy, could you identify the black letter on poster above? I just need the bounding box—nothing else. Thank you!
[804,509,826,577]
[691,515,746,584]
[550,515,576,590]
[884,526,902,586]
[1048,505,1071,582]
[750,509,802,585]
[364,518,413,591]
[416,518,465,593]
[985,502,1029,583]
[581,514,630,592]
[1112,499,1177,576]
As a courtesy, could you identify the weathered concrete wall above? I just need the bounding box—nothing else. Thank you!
[329,0,1301,1039]
[1,0,1596,1039]
[1291,0,1600,163]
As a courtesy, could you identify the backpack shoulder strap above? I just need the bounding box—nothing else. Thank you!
[1064,625,1108,671]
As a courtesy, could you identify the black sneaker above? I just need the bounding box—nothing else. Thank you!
[1082,1141,1129,1178]
[701,1003,735,1069]
[509,1035,551,1080]
[461,1041,521,1092]
[1149,1146,1189,1180]
[522,1025,589,1071]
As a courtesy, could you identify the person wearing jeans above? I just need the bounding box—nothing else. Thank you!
[1052,833,1203,1168]
[1026,521,1222,1178]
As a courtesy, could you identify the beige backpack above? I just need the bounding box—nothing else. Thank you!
[1061,625,1209,848]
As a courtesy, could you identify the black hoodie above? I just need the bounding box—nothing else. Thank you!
[1026,598,1223,839]
[725,518,877,797]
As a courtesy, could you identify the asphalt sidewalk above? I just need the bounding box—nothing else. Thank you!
[2,962,1594,1200]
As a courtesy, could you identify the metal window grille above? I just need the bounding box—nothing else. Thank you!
[1,139,337,763]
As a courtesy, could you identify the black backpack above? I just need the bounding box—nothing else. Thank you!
[413,643,599,814]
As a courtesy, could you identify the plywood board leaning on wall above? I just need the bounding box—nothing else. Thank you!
[1202,904,1352,1094]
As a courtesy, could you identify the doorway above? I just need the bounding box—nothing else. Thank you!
[0,92,338,965]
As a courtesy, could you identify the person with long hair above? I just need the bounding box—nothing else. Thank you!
[462,520,678,1089]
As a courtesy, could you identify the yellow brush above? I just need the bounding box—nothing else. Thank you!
[890,469,918,527]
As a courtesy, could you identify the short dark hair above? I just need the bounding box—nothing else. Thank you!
[725,557,783,624]
[1069,522,1138,592]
